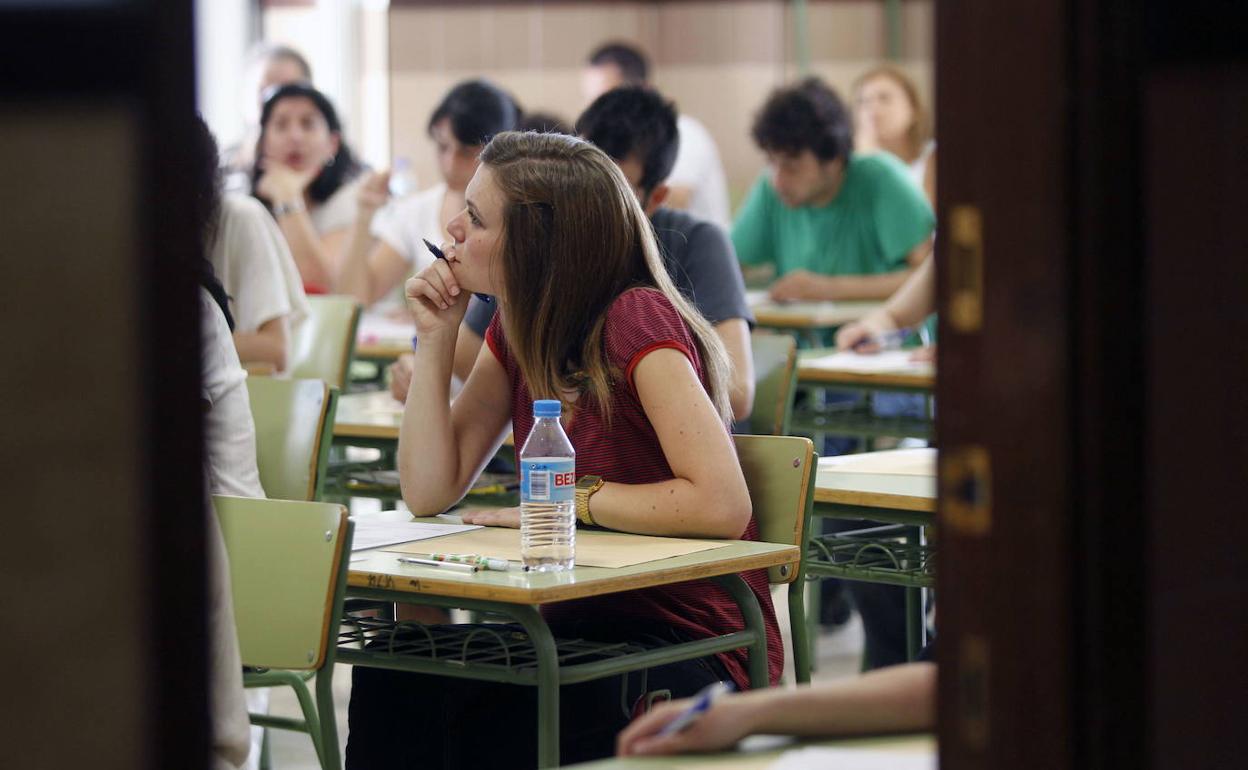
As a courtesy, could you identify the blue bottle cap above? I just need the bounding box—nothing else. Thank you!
[533,399,561,417]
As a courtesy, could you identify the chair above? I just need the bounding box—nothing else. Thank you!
[247,376,338,501]
[733,433,817,683]
[290,295,362,390]
[747,332,799,436]
[214,494,353,770]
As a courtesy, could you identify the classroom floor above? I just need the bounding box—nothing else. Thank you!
[265,603,867,769]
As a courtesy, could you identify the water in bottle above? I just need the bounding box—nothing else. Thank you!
[519,399,576,571]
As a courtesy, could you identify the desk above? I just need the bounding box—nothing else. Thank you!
[568,733,934,769]
[747,291,882,347]
[328,391,514,503]
[340,525,800,768]
[806,449,935,670]
[355,311,414,364]
[794,349,935,446]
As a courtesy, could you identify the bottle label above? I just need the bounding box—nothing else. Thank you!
[521,458,575,503]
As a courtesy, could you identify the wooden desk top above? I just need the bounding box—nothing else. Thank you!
[334,390,404,440]
[348,523,798,605]
[798,349,935,389]
[568,733,934,769]
[815,448,936,513]
[748,291,882,330]
[334,390,514,447]
[355,341,410,361]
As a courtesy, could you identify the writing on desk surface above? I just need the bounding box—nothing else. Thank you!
[366,573,395,589]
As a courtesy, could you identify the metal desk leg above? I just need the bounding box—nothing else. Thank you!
[315,665,341,770]
[507,604,562,768]
[904,525,925,660]
[711,574,769,688]
[788,579,812,683]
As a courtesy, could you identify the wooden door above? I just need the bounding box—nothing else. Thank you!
[935,1,1247,767]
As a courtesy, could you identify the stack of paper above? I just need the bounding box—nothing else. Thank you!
[803,350,932,374]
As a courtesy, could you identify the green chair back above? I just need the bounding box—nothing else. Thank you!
[247,376,338,501]
[734,433,815,584]
[734,433,817,683]
[214,495,351,670]
[290,295,361,390]
[747,332,798,436]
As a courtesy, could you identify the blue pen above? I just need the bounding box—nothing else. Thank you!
[853,327,911,352]
[422,238,492,302]
[657,681,735,737]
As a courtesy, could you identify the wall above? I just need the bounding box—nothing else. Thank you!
[388,0,933,205]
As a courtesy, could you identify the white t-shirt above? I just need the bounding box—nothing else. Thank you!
[309,175,365,236]
[370,181,448,268]
[201,289,266,500]
[667,114,732,231]
[368,183,445,314]
[907,140,937,193]
[210,195,309,356]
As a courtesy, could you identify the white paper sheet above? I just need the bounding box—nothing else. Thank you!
[802,349,932,374]
[350,517,483,552]
[768,746,935,770]
[356,311,416,345]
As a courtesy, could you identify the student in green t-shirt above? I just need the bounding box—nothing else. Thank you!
[733,77,935,302]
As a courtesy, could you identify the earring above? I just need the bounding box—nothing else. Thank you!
[324,155,336,168]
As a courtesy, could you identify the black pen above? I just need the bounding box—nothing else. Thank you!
[422,238,492,302]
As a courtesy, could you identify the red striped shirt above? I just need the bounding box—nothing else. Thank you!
[486,287,783,688]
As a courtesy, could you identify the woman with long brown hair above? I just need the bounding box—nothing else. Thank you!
[345,132,782,768]
[853,65,937,205]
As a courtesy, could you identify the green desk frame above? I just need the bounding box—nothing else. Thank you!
[338,542,796,768]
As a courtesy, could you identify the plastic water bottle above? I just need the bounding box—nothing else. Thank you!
[519,399,576,572]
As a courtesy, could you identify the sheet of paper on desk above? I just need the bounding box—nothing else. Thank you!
[819,447,936,476]
[357,311,415,344]
[768,746,935,770]
[387,526,730,568]
[350,518,482,552]
[803,349,932,373]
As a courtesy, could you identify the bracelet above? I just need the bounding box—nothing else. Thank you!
[272,199,306,218]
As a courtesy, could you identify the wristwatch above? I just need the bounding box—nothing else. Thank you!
[272,199,306,218]
[575,475,605,526]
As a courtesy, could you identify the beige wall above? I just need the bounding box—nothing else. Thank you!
[389,0,933,207]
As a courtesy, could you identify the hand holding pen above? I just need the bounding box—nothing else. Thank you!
[616,681,746,757]
[836,315,911,354]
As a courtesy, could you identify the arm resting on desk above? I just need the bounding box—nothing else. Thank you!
[617,661,936,756]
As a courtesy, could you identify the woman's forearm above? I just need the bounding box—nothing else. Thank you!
[588,477,752,539]
[397,330,465,515]
[729,662,936,737]
[335,214,380,304]
[276,209,334,289]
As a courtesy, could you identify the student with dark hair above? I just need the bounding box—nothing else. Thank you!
[251,82,364,293]
[190,114,268,770]
[388,86,757,420]
[582,40,732,229]
[195,116,308,373]
[337,79,518,314]
[733,77,934,303]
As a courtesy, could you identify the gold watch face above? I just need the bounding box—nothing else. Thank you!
[576,475,603,490]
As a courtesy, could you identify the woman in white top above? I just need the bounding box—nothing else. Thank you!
[853,65,937,205]
[251,82,364,294]
[337,79,518,311]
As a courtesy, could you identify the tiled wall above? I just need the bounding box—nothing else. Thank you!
[388,0,933,208]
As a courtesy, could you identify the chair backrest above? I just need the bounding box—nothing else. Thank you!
[734,434,815,584]
[247,376,338,501]
[289,295,361,390]
[747,332,798,436]
[215,495,352,670]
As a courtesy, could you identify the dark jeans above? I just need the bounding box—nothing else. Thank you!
[345,620,729,769]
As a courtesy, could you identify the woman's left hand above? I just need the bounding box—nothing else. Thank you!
[256,157,317,204]
[459,507,521,528]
